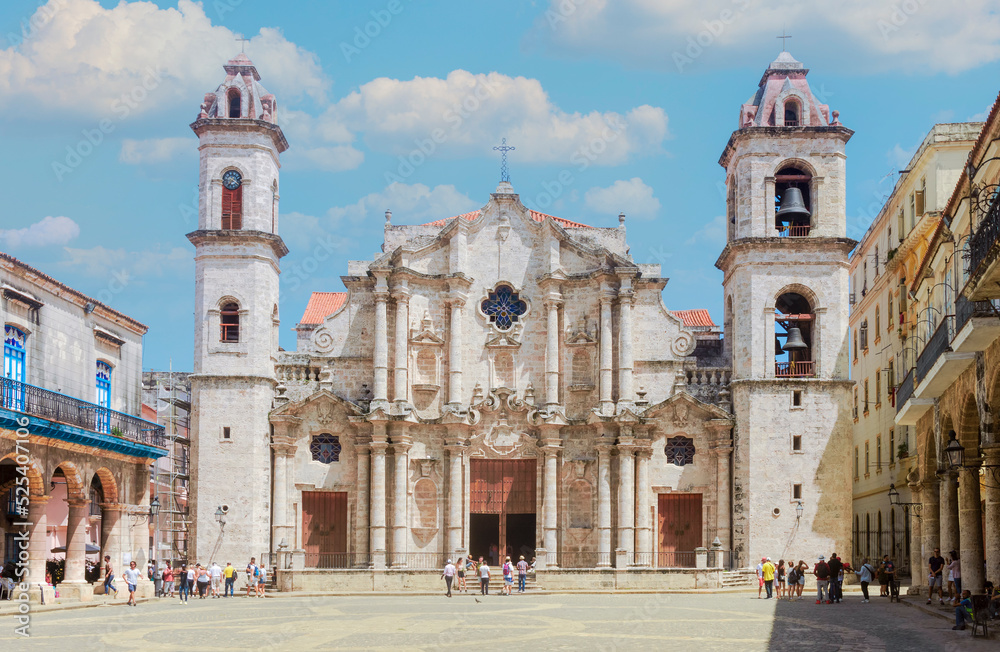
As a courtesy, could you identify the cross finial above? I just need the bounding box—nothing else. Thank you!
[493,138,515,183]
[235,34,251,53]
[777,28,791,51]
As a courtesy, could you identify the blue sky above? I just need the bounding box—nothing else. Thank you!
[1,0,999,370]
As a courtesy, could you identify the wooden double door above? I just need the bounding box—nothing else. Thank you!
[657,493,703,568]
[469,459,536,565]
[302,491,348,568]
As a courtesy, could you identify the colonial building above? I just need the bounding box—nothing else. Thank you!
[188,52,854,587]
[0,251,165,602]
[849,122,980,575]
[892,96,1000,596]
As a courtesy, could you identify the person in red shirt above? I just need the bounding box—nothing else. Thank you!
[813,556,831,604]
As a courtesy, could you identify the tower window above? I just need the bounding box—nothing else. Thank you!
[784,100,800,127]
[792,390,802,406]
[774,166,812,236]
[228,89,241,118]
[222,185,242,229]
[792,435,802,451]
[775,292,814,377]
[223,426,231,440]
[220,302,240,342]
[792,484,802,500]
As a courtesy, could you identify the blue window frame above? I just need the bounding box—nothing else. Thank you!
[96,361,112,434]
[3,325,26,410]
[481,284,527,331]
[310,434,341,464]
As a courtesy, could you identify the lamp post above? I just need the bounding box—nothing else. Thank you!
[795,501,804,520]
[944,429,1000,488]
[888,483,922,518]
[215,506,227,528]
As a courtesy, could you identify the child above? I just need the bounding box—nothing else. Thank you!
[953,590,973,630]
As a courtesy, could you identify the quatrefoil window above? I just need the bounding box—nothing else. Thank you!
[481,284,527,331]
[665,436,695,467]
[310,434,341,464]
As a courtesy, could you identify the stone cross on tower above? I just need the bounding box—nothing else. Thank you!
[235,34,251,53]
[776,29,792,51]
[493,138,515,183]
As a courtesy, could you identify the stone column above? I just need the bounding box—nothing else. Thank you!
[100,503,123,580]
[938,471,959,557]
[541,438,561,568]
[983,445,1000,587]
[617,443,635,556]
[617,278,635,409]
[710,424,734,550]
[369,436,388,569]
[544,297,562,408]
[445,440,466,559]
[271,438,296,550]
[599,291,614,414]
[958,460,985,593]
[64,499,89,583]
[634,449,652,563]
[391,436,412,567]
[920,478,939,579]
[447,296,465,408]
[26,496,50,586]
[906,481,923,593]
[373,275,390,408]
[355,443,370,558]
[596,442,613,567]
[392,282,410,408]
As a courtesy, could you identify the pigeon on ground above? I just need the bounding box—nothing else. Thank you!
[474,598,481,603]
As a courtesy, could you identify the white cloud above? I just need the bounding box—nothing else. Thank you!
[526,0,1000,74]
[325,70,668,165]
[328,182,479,224]
[888,143,917,170]
[61,245,189,278]
[119,137,195,164]
[0,0,329,119]
[685,215,727,247]
[0,216,80,248]
[584,178,661,220]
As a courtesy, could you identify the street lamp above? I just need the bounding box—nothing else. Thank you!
[795,501,804,520]
[888,483,922,518]
[944,430,965,470]
[215,506,227,527]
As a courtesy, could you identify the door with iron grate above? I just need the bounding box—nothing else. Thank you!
[302,491,347,568]
[657,493,702,568]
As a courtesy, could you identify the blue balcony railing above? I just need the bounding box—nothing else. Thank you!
[1,377,165,448]
[896,368,915,413]
[916,315,954,382]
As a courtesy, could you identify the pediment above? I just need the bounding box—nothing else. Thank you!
[269,388,364,420]
[641,391,733,423]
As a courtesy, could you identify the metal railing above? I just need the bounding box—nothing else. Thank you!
[389,552,446,570]
[955,296,1000,334]
[775,361,815,377]
[1,377,165,447]
[655,551,697,568]
[915,315,954,381]
[968,193,1000,282]
[775,225,810,237]
[851,531,911,574]
[560,551,613,568]
[305,552,373,569]
[895,368,914,413]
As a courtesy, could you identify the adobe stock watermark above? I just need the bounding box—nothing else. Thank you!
[51,65,166,181]
[672,0,752,73]
[531,115,628,210]
[542,0,593,30]
[384,75,501,184]
[878,0,929,40]
[11,416,33,637]
[4,0,65,49]
[340,0,414,63]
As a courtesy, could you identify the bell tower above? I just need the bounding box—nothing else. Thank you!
[187,53,288,565]
[716,51,855,565]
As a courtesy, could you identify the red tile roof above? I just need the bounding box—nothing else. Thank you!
[672,309,717,328]
[299,292,347,325]
[422,210,591,229]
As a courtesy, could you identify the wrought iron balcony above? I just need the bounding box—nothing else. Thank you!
[1,377,165,449]
[775,360,815,377]
[953,296,1000,353]
[967,191,1000,298]
[895,368,914,414]
[916,316,954,382]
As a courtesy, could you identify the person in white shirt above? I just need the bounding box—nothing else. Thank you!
[442,559,456,598]
[479,562,491,596]
[210,562,223,598]
[122,561,142,607]
[256,562,267,598]
[855,558,876,603]
[246,558,258,598]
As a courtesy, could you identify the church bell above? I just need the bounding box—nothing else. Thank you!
[776,187,811,220]
[782,326,808,350]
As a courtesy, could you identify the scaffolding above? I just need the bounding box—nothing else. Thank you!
[143,365,191,567]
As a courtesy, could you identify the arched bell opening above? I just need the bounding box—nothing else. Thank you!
[774,166,812,237]
[775,292,814,377]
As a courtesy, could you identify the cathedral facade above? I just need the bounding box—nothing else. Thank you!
[187,52,853,582]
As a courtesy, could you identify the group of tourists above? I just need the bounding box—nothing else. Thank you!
[442,555,532,597]
[755,557,809,600]
[102,556,269,605]
[755,552,899,604]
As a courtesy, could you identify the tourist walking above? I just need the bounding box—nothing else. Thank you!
[256,562,268,597]
[210,561,222,598]
[152,560,162,597]
[479,561,491,595]
[814,556,831,604]
[928,547,946,605]
[103,555,117,598]
[502,557,514,596]
[947,551,961,603]
[223,562,235,597]
[123,560,141,607]
[756,558,765,598]
[517,555,529,593]
[163,565,174,598]
[855,558,875,603]
[442,559,456,597]
[762,558,776,599]
[196,564,211,599]
[775,560,786,599]
[476,557,485,594]
[246,558,258,597]
[455,558,466,593]
[178,564,191,603]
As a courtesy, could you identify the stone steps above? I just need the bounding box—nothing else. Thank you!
[720,570,756,587]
